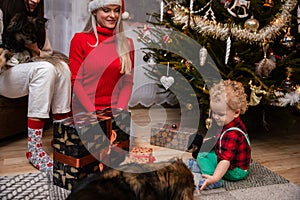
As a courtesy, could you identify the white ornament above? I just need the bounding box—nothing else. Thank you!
[225,36,231,64]
[227,0,251,18]
[199,46,208,66]
[160,0,164,22]
[190,0,194,15]
[160,62,174,90]
[160,76,174,90]
[147,56,157,67]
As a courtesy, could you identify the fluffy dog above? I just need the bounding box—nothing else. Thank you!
[3,12,47,53]
[66,158,196,200]
[0,12,68,73]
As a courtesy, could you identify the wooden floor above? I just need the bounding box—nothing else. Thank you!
[0,107,300,186]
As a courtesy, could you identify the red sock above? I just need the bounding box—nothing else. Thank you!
[28,118,45,129]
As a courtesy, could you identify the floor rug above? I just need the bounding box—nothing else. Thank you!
[0,172,70,200]
[0,162,290,199]
[191,161,290,191]
[223,162,290,191]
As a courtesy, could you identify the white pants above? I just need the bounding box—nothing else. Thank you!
[0,61,71,118]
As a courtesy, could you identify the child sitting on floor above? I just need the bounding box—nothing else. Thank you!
[196,79,251,192]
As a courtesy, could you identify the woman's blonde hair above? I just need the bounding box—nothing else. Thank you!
[210,79,248,114]
[83,7,132,74]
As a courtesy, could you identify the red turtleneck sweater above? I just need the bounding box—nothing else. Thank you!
[69,27,134,113]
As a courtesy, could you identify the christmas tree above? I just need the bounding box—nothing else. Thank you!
[135,0,300,130]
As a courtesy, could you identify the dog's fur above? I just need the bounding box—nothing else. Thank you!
[0,13,68,73]
[3,12,47,53]
[67,158,195,200]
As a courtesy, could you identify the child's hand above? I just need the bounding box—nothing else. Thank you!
[199,174,216,192]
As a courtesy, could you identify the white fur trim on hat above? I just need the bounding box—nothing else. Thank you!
[88,0,122,13]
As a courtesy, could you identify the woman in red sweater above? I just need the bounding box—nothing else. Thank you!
[69,0,134,114]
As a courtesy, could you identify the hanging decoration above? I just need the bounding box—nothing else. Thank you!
[185,60,192,72]
[271,68,300,107]
[185,103,193,110]
[263,0,274,7]
[269,48,276,62]
[233,52,242,63]
[248,80,267,106]
[160,0,164,23]
[281,67,296,92]
[189,0,194,18]
[160,62,175,90]
[225,36,231,64]
[140,24,152,43]
[147,56,157,67]
[227,0,251,18]
[244,15,259,32]
[255,43,276,78]
[199,46,208,66]
[280,27,295,48]
[220,0,231,8]
[203,5,216,22]
[272,91,300,107]
[171,0,298,45]
[205,109,212,129]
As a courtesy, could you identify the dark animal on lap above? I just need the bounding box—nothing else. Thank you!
[0,13,68,73]
[2,12,46,53]
[66,158,196,200]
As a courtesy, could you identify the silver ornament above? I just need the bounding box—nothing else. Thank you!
[199,46,207,66]
[147,56,157,67]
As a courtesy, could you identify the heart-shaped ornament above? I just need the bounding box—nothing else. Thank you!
[160,76,174,90]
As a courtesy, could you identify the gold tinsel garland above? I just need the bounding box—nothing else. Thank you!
[172,0,298,44]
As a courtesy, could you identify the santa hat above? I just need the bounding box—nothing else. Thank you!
[88,0,129,20]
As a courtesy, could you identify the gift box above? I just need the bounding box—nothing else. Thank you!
[150,123,198,151]
[96,108,131,151]
[127,146,156,164]
[53,157,100,191]
[53,112,112,190]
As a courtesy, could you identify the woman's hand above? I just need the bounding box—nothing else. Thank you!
[25,42,40,57]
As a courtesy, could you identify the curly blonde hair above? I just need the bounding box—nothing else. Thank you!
[210,80,248,114]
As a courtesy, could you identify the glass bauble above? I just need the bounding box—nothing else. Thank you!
[280,34,295,48]
[186,103,193,110]
[281,77,295,92]
[143,54,150,62]
[263,0,274,7]
[147,57,157,67]
[244,16,259,32]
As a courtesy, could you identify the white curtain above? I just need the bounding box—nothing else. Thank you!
[44,0,90,55]
[44,0,177,107]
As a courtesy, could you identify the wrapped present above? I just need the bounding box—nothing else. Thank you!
[53,112,112,190]
[53,155,100,191]
[150,123,198,151]
[127,147,156,164]
[96,108,131,151]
